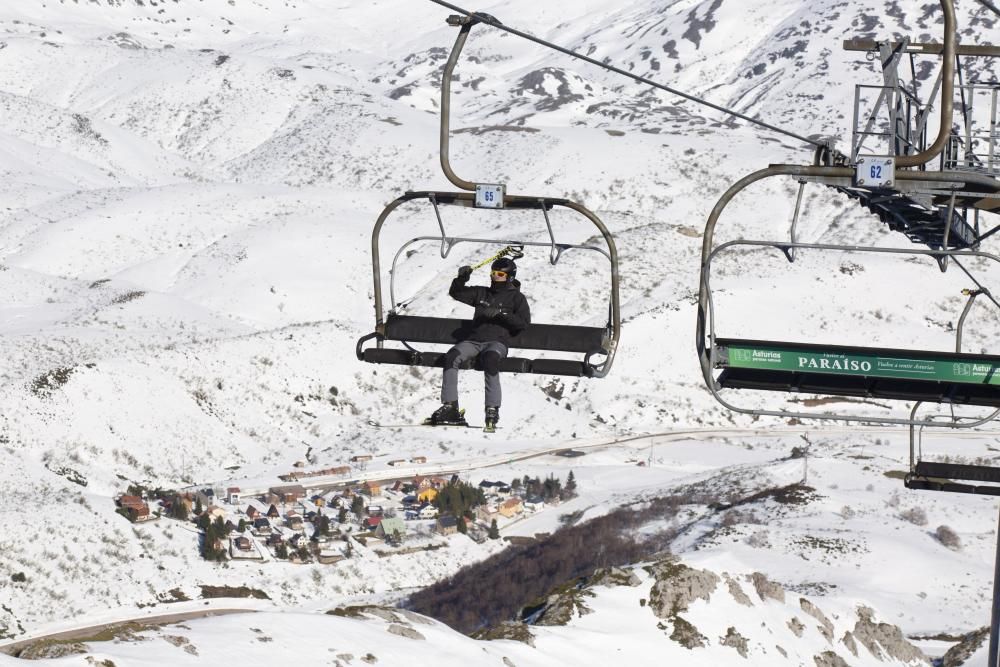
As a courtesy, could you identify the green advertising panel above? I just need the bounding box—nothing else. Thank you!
[722,343,1000,386]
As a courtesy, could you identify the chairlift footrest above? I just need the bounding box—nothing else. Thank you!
[905,477,1000,496]
[913,461,1000,484]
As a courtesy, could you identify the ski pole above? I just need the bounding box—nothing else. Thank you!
[469,244,524,271]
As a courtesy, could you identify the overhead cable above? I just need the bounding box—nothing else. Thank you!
[426,0,827,149]
[974,0,1000,18]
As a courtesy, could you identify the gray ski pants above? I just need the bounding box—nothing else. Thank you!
[441,340,508,407]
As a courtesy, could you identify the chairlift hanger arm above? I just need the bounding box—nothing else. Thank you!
[844,39,1000,57]
[425,0,828,151]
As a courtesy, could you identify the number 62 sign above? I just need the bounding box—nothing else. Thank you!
[854,156,895,188]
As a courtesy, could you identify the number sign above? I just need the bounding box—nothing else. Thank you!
[475,184,505,209]
[854,156,894,188]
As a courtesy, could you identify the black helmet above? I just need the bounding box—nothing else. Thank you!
[491,257,517,280]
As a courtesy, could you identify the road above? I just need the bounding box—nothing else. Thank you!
[0,607,257,656]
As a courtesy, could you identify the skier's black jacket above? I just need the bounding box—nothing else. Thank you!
[449,273,531,346]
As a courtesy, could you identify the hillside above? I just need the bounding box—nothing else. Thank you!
[1,1,999,665]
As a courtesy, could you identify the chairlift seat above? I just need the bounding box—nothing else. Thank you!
[714,338,1000,407]
[358,314,609,377]
[905,461,1000,496]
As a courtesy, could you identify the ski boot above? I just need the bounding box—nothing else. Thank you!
[424,401,467,426]
[483,406,499,433]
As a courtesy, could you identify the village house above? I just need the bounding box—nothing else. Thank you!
[428,476,448,489]
[366,505,384,517]
[362,481,381,496]
[417,487,438,504]
[499,497,524,518]
[435,516,458,536]
[245,504,260,520]
[118,495,152,522]
[376,516,406,542]
[267,504,280,518]
[288,533,308,549]
[268,484,306,504]
[206,506,227,521]
[233,536,252,552]
[350,454,372,463]
[252,518,272,535]
[363,516,382,532]
[524,496,546,512]
[410,456,427,464]
[387,459,406,467]
[286,513,304,531]
[401,495,419,509]
[226,487,241,505]
[390,480,403,493]
[418,504,438,520]
[266,533,284,548]
[476,504,499,522]
[195,488,216,508]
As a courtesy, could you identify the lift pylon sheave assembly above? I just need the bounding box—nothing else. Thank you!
[697,0,1000,427]
[357,14,620,378]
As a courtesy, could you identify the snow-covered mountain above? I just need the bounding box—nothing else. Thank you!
[1,0,1000,664]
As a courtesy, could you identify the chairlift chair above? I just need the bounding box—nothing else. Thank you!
[697,0,1000,426]
[356,14,621,379]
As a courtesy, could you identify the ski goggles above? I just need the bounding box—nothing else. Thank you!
[490,270,509,278]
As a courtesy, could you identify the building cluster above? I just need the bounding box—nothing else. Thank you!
[128,470,558,563]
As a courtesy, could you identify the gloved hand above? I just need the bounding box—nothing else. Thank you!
[457,265,473,279]
[479,306,502,319]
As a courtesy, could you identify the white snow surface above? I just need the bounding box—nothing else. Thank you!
[0,0,999,665]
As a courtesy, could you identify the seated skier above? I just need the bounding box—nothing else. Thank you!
[426,256,531,432]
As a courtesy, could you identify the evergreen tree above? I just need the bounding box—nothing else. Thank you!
[488,519,500,540]
[237,518,247,533]
[194,497,203,516]
[456,516,467,534]
[565,470,577,495]
[337,507,349,524]
[170,496,189,521]
[351,495,366,517]
[275,543,289,559]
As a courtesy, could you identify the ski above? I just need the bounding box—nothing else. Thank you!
[366,418,497,430]
[366,419,486,429]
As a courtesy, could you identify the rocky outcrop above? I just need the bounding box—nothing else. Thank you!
[940,627,988,666]
[851,607,928,665]
[530,589,593,626]
[725,574,754,607]
[813,650,851,667]
[647,559,720,619]
[387,624,425,640]
[590,566,642,588]
[720,626,749,658]
[474,621,535,646]
[750,572,786,603]
[669,615,708,649]
[801,597,834,642]
[647,558,719,650]
[842,631,859,657]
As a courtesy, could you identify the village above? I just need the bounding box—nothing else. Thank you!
[115,468,578,565]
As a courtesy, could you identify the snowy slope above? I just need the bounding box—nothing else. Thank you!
[1,0,1000,664]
